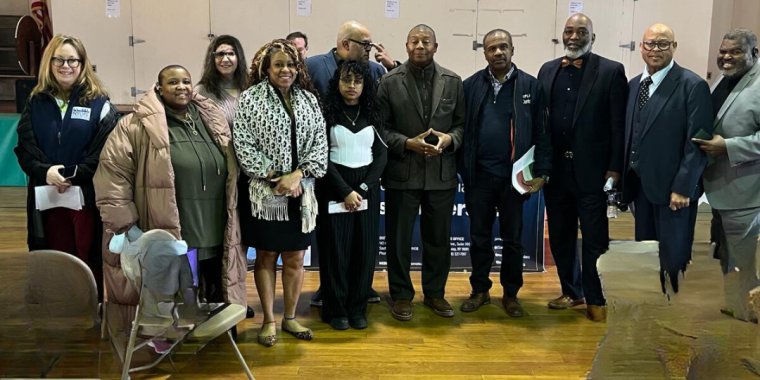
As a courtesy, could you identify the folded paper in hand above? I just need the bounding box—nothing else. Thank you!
[512,146,535,195]
[35,185,85,211]
[329,199,369,214]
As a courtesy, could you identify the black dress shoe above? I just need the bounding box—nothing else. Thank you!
[311,288,323,307]
[349,316,368,330]
[246,306,255,319]
[368,288,381,303]
[330,317,350,330]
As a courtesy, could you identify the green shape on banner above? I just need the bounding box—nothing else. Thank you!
[0,114,28,187]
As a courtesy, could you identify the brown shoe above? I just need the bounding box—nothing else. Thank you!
[502,296,524,318]
[587,305,607,322]
[548,295,586,310]
[423,297,455,317]
[461,292,491,312]
[391,299,413,321]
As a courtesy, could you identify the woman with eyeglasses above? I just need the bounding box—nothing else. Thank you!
[195,34,255,319]
[15,34,118,300]
[316,60,386,330]
[233,39,327,347]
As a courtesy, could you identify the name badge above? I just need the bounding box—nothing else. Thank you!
[71,106,92,121]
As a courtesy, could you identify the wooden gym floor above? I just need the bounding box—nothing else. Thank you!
[0,187,713,380]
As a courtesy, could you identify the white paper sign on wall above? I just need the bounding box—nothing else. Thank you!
[385,0,400,19]
[106,0,120,18]
[297,0,312,17]
[569,1,583,16]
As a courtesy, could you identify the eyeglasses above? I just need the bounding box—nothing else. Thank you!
[347,38,374,51]
[214,51,236,59]
[51,57,82,68]
[642,40,674,51]
[340,77,364,86]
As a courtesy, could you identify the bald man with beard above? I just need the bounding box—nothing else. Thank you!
[621,24,712,298]
[537,14,628,322]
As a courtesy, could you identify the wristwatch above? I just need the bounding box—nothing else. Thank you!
[540,175,550,184]
[359,183,369,192]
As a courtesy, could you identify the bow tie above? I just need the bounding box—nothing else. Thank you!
[561,57,583,69]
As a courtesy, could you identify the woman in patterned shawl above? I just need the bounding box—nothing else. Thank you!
[232,39,328,347]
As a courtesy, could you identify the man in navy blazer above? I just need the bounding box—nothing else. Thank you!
[537,14,628,322]
[622,24,713,296]
[305,20,397,100]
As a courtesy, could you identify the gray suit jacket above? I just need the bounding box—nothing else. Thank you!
[704,60,760,210]
[377,61,465,190]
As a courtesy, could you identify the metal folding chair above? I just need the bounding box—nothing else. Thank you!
[113,229,254,380]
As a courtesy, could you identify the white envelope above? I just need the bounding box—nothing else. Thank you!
[35,185,85,211]
[328,199,368,214]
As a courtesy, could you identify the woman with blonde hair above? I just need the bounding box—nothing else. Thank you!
[15,34,118,299]
[233,39,327,347]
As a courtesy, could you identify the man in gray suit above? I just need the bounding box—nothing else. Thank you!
[694,28,760,323]
[377,24,465,321]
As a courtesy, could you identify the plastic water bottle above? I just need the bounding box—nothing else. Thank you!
[607,190,619,218]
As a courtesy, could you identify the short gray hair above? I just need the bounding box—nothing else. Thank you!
[723,28,758,51]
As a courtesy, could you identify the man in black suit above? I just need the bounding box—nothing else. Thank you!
[622,24,713,297]
[537,14,628,322]
[377,24,465,321]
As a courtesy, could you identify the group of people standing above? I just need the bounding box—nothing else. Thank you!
[14,13,760,353]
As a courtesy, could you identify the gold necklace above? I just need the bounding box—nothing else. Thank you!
[183,112,198,135]
[342,107,360,126]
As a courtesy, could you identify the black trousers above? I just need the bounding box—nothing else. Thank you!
[464,168,526,298]
[199,252,224,303]
[318,166,380,321]
[544,156,608,306]
[630,171,698,293]
[385,188,455,300]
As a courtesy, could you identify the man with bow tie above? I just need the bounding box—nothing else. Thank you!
[621,23,712,298]
[537,13,628,322]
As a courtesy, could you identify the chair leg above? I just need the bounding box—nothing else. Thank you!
[227,329,254,380]
[121,305,141,380]
[101,300,108,341]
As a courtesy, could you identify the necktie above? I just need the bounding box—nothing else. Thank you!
[638,77,653,110]
[561,57,583,69]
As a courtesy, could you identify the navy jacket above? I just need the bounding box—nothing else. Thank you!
[459,65,551,187]
[622,62,713,205]
[306,48,387,99]
[538,53,628,193]
[15,89,118,249]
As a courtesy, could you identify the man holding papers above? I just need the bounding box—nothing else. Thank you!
[459,29,551,318]
[537,14,628,322]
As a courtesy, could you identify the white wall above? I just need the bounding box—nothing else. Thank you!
[47,0,734,105]
[0,0,29,16]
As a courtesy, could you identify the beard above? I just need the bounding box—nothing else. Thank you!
[720,57,753,78]
[564,41,592,59]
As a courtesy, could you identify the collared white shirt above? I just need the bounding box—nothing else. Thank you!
[640,59,675,98]
[488,64,516,98]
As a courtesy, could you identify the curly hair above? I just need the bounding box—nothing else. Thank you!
[197,35,248,99]
[323,60,382,129]
[246,38,317,96]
